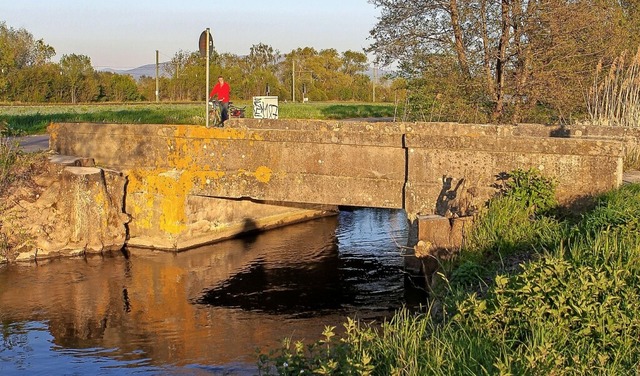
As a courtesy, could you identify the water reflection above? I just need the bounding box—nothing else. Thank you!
[0,208,423,374]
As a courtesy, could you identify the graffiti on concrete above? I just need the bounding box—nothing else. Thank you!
[253,96,279,119]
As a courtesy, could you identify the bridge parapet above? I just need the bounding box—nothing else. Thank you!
[49,119,625,250]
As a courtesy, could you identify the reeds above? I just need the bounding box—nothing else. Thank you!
[588,48,640,127]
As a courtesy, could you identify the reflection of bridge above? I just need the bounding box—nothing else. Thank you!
[49,119,625,251]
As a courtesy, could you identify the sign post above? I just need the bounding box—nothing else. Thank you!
[199,29,213,127]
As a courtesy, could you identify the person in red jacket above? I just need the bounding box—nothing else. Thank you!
[209,75,231,124]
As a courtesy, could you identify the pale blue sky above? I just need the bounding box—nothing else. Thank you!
[3,1,380,69]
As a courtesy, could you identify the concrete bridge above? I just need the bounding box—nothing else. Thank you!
[48,119,625,251]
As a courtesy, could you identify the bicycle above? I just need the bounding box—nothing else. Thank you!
[207,99,223,128]
[208,100,246,128]
[229,102,246,118]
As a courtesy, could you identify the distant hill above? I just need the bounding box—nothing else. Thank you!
[99,62,394,80]
[98,63,170,80]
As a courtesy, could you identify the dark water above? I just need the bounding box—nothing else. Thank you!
[0,208,425,375]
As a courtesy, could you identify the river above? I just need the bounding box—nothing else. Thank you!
[0,208,427,375]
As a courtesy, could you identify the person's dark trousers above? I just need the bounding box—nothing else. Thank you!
[221,102,229,123]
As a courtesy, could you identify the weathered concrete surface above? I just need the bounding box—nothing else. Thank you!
[404,122,640,161]
[1,156,129,262]
[404,131,624,215]
[48,120,626,250]
[412,215,474,279]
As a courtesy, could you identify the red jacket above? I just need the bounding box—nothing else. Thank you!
[209,82,230,103]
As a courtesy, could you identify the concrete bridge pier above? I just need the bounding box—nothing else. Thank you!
[403,214,474,285]
[124,174,338,250]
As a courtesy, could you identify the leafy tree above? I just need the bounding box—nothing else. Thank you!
[367,0,640,123]
[96,71,140,102]
[341,50,368,76]
[0,21,398,105]
[136,75,168,102]
[6,63,63,102]
[0,21,55,100]
[247,42,280,72]
[60,54,96,103]
[164,50,217,101]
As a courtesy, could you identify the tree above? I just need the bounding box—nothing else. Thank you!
[341,50,368,76]
[0,21,55,100]
[367,0,640,123]
[96,72,140,102]
[165,50,214,101]
[60,54,97,103]
[247,43,280,72]
[5,63,62,102]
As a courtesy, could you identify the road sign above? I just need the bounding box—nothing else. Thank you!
[199,30,213,57]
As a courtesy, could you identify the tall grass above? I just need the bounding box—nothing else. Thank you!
[257,175,640,375]
[0,121,21,192]
[588,48,640,127]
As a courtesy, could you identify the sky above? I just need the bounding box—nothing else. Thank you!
[3,1,381,70]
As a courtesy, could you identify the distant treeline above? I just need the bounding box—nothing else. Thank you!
[5,0,640,126]
[0,21,397,106]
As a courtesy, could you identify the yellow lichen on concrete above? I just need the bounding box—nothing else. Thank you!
[47,123,59,146]
[126,167,226,235]
[174,124,264,141]
[168,137,195,171]
[122,169,192,234]
[254,166,273,183]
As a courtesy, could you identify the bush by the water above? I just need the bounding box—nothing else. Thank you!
[0,121,21,194]
[257,170,640,375]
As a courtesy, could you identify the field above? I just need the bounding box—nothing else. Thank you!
[0,102,397,135]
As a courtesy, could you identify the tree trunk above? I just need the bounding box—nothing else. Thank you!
[481,0,497,102]
[493,0,512,121]
[449,0,471,78]
[511,0,535,123]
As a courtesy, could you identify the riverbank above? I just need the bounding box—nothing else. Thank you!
[257,172,640,375]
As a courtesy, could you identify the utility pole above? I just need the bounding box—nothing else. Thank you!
[155,50,159,102]
[205,28,211,128]
[292,60,296,102]
[372,65,377,103]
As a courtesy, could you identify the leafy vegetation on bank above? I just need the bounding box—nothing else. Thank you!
[0,121,20,187]
[0,123,46,258]
[257,170,640,375]
[0,102,396,135]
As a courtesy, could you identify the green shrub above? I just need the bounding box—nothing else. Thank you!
[464,195,563,260]
[498,168,558,215]
[257,320,376,375]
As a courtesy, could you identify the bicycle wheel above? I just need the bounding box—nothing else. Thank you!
[208,101,222,127]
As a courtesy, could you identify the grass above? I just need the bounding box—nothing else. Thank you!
[257,171,640,375]
[0,101,396,135]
